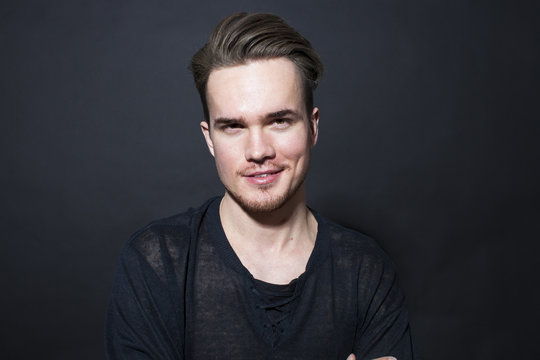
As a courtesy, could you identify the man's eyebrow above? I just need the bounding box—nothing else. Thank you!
[213,117,242,126]
[212,110,300,125]
[267,109,300,118]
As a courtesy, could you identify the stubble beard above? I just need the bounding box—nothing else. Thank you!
[224,168,308,214]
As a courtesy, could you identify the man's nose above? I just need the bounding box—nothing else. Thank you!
[244,128,275,163]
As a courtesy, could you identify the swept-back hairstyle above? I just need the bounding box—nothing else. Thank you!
[189,12,324,121]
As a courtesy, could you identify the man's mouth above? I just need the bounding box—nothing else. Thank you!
[242,169,284,185]
[248,170,281,178]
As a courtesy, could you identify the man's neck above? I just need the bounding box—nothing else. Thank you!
[218,188,318,284]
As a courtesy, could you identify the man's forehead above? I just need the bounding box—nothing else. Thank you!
[206,58,305,121]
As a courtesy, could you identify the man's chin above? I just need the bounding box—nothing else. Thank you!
[226,190,289,214]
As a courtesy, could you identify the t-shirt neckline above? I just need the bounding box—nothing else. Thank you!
[205,196,330,287]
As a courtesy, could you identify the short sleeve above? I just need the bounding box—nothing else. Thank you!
[105,228,185,360]
[353,252,416,359]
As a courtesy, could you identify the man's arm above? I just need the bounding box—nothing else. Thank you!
[348,355,396,360]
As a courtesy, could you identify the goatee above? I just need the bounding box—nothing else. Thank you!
[225,177,306,214]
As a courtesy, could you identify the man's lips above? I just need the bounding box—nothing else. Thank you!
[242,168,284,185]
[243,169,282,177]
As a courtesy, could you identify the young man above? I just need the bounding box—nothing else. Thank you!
[106,13,415,360]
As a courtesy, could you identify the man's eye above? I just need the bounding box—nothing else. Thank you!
[273,119,289,128]
[222,123,242,132]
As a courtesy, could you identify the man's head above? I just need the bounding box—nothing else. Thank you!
[189,12,323,122]
[191,13,324,214]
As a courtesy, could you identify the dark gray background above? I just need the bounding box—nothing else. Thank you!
[2,0,539,359]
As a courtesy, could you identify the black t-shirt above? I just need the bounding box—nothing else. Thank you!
[105,197,416,359]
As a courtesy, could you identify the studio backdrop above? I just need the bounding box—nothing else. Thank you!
[2,0,539,359]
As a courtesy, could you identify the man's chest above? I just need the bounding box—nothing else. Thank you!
[183,246,358,359]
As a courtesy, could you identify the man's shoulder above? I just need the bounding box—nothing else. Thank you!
[317,213,392,263]
[123,197,217,260]
[319,214,376,246]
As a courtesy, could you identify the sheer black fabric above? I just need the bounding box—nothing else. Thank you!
[105,197,416,359]
[251,278,298,347]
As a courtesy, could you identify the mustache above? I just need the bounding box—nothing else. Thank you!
[237,162,290,176]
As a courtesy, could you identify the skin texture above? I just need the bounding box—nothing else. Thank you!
[202,58,318,214]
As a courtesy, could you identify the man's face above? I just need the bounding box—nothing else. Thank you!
[201,58,319,213]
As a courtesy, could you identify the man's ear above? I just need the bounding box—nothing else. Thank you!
[200,121,215,157]
[310,107,320,147]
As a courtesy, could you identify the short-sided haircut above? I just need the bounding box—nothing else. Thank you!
[189,12,324,121]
